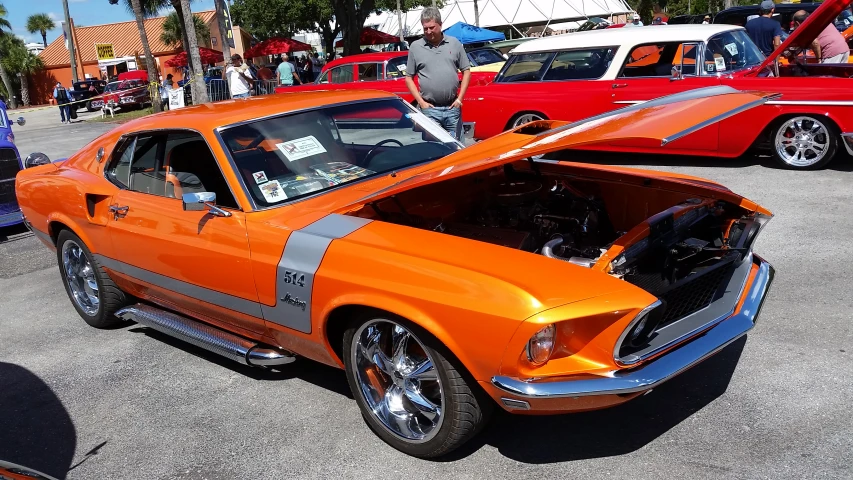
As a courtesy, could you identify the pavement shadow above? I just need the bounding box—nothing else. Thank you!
[129,327,352,399]
[444,336,748,464]
[548,150,853,172]
[0,362,77,478]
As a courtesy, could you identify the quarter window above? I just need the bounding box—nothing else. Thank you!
[105,131,238,209]
[497,52,554,82]
[385,57,408,78]
[330,65,354,84]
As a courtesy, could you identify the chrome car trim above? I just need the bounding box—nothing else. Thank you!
[491,257,774,398]
[94,254,265,318]
[612,300,663,365]
[661,95,779,146]
[262,214,372,333]
[766,100,853,106]
[841,132,853,156]
[116,303,295,367]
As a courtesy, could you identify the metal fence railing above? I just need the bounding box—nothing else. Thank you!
[171,78,280,108]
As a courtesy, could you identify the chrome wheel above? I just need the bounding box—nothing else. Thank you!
[512,113,544,128]
[351,319,444,443]
[775,116,831,167]
[61,240,99,317]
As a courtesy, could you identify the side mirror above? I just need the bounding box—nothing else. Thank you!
[671,65,684,81]
[24,152,51,168]
[16,117,25,126]
[182,191,231,217]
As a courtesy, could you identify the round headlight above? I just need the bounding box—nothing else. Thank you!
[628,312,650,342]
[526,324,556,366]
[24,152,51,169]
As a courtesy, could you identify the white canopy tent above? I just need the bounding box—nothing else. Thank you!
[366,0,634,38]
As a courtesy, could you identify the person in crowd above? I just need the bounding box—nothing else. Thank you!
[625,13,644,27]
[276,53,303,87]
[304,55,314,82]
[652,3,669,24]
[651,16,667,25]
[405,6,471,141]
[164,73,174,88]
[53,82,72,124]
[792,10,850,63]
[312,52,324,80]
[702,15,711,24]
[746,1,783,57]
[226,54,254,99]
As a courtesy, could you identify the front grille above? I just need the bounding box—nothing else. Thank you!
[0,148,20,207]
[656,261,734,326]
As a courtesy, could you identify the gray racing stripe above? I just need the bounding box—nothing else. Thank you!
[261,214,372,333]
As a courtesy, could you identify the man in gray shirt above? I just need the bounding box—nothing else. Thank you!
[405,7,471,141]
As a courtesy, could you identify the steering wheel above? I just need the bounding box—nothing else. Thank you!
[246,133,266,150]
[363,139,404,167]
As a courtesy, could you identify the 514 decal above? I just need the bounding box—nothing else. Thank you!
[284,270,305,287]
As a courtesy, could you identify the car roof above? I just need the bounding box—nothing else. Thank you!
[324,51,407,70]
[121,90,399,132]
[512,24,744,54]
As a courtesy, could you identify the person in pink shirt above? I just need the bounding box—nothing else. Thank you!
[792,10,850,63]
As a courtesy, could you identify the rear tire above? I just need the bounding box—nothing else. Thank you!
[342,315,491,458]
[508,112,546,130]
[770,115,838,169]
[56,230,129,328]
[85,100,97,112]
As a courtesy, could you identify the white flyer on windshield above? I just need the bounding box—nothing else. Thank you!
[259,179,287,203]
[276,136,327,162]
[714,57,727,72]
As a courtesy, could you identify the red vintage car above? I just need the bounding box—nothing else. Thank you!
[274,52,497,137]
[100,70,152,111]
[463,0,853,169]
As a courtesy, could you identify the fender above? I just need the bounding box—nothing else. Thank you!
[46,212,97,252]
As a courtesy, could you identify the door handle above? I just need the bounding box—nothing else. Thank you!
[109,204,129,219]
[612,83,628,89]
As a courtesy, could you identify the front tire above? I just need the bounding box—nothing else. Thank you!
[771,115,837,169]
[343,316,490,458]
[56,230,129,328]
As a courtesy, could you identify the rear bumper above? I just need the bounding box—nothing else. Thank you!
[491,255,774,403]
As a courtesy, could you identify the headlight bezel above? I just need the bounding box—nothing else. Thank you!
[526,323,556,366]
[613,300,663,366]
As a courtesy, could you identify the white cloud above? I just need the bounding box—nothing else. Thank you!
[48,12,60,21]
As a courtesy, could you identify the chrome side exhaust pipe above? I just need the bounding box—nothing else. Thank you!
[116,304,295,367]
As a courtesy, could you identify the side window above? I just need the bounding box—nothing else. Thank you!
[163,132,239,209]
[105,131,239,209]
[385,57,408,79]
[317,70,330,84]
[542,47,617,81]
[619,42,695,78]
[330,66,354,84]
[358,63,383,81]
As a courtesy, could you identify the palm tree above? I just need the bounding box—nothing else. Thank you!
[5,44,44,106]
[160,11,209,48]
[0,3,17,108]
[180,0,208,104]
[121,0,164,112]
[26,13,56,49]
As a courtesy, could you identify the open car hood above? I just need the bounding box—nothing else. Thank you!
[345,86,778,209]
[753,0,853,73]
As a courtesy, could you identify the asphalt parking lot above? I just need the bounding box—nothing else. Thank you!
[1,109,852,480]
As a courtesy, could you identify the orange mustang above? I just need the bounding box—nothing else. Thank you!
[16,88,775,458]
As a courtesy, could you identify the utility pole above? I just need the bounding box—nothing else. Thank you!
[62,0,78,82]
[396,0,404,42]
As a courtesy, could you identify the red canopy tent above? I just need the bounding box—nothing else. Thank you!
[244,37,312,58]
[164,47,224,67]
[335,27,399,48]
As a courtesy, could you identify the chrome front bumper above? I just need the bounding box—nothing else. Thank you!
[492,257,774,399]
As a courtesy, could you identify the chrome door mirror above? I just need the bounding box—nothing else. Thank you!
[670,65,683,81]
[16,117,25,126]
[181,192,232,217]
[24,152,50,168]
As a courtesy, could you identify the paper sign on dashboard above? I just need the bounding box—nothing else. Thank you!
[714,57,727,72]
[276,136,328,162]
[259,180,287,203]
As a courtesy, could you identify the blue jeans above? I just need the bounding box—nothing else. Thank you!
[232,92,250,99]
[59,105,70,122]
[422,106,462,141]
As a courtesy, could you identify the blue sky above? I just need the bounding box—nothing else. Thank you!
[5,0,218,46]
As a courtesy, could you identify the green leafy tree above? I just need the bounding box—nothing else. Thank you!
[0,3,16,108]
[161,11,210,48]
[2,37,44,106]
[232,0,339,55]
[26,13,56,48]
[109,0,163,112]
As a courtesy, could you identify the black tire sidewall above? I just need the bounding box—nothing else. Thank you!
[56,230,107,325]
[771,116,838,170]
[342,317,473,458]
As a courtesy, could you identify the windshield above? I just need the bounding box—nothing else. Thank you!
[219,99,462,208]
[703,30,765,74]
[105,82,121,93]
[468,48,505,65]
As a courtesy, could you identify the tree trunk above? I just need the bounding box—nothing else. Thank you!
[41,31,47,49]
[20,74,30,107]
[130,0,162,113]
[0,60,17,109]
[333,0,376,57]
[180,0,209,104]
[320,22,339,61]
[171,0,193,76]
[214,0,232,89]
[474,0,480,27]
